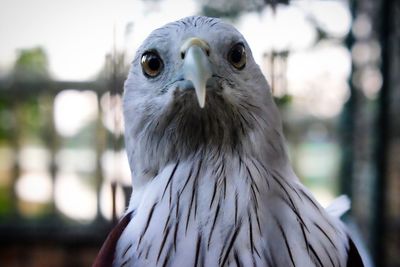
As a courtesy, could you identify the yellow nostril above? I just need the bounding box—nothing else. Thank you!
[180,37,210,59]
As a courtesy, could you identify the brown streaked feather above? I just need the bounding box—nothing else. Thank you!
[346,236,364,267]
[92,211,133,267]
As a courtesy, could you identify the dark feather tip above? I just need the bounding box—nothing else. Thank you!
[92,211,134,267]
[346,236,364,267]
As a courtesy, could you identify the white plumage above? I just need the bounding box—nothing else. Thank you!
[96,16,364,267]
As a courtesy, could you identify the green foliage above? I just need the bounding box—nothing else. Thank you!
[0,97,14,141]
[201,6,242,19]
[18,97,44,140]
[274,94,292,107]
[201,0,264,18]
[12,47,50,82]
[200,0,289,18]
[0,186,12,216]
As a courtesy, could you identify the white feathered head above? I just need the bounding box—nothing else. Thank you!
[123,16,288,186]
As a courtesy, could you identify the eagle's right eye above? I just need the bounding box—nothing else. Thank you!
[141,51,164,78]
[228,43,246,70]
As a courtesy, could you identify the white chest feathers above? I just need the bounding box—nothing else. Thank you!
[114,157,349,267]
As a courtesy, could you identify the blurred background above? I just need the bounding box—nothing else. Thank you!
[0,0,398,266]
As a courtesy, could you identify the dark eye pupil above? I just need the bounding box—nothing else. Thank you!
[231,48,243,63]
[148,56,160,70]
[228,44,246,70]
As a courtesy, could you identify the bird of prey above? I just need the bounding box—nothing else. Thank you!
[93,16,364,267]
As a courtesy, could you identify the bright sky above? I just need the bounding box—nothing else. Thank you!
[0,0,350,82]
[0,0,199,80]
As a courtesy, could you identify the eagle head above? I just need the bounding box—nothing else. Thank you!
[123,16,286,186]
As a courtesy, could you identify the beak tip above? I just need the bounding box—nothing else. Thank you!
[195,89,206,109]
[196,94,206,108]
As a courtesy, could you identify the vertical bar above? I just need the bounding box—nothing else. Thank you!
[373,0,391,265]
[270,51,275,94]
[10,97,20,218]
[340,0,357,200]
[47,92,59,216]
[111,181,117,224]
[95,92,106,221]
[281,51,288,96]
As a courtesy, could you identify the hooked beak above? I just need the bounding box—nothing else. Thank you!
[180,38,212,108]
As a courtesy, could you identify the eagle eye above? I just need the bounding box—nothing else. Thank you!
[228,43,246,70]
[141,51,164,78]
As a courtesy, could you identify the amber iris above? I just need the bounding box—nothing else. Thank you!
[141,51,163,78]
[228,43,246,70]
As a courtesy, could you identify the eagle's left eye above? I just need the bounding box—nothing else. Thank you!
[228,43,246,70]
[141,51,164,78]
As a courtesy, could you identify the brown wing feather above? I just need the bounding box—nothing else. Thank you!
[346,236,364,267]
[92,211,133,267]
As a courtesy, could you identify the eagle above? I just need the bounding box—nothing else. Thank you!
[93,16,364,267]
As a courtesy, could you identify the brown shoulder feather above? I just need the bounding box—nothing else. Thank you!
[346,235,364,267]
[92,211,133,267]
